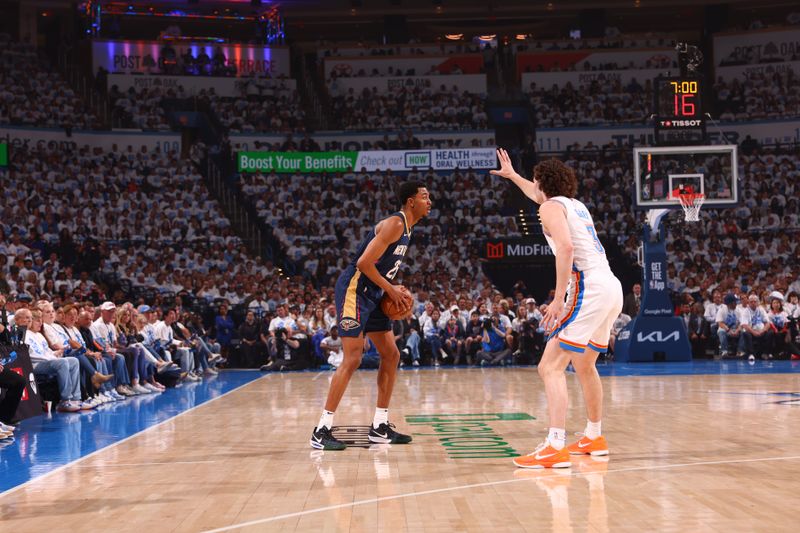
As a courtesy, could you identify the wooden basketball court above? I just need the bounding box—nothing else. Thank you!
[1,365,799,532]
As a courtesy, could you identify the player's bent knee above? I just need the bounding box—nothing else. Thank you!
[339,356,362,373]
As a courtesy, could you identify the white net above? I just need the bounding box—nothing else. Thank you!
[678,193,705,222]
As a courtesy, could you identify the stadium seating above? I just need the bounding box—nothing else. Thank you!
[0,36,97,130]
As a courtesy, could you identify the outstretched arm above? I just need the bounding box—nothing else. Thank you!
[490,148,538,201]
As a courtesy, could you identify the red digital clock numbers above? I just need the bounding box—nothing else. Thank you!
[670,80,698,117]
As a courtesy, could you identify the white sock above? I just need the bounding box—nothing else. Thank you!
[547,427,566,450]
[585,420,602,440]
[373,407,389,429]
[318,410,334,430]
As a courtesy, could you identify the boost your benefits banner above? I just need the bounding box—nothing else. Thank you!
[237,148,497,173]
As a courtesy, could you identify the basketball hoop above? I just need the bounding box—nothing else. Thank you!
[677,192,705,222]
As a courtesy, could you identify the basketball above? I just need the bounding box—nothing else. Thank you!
[380,286,413,320]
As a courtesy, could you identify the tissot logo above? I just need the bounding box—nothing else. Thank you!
[637,331,680,342]
[486,242,504,259]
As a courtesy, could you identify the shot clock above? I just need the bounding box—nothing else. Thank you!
[654,76,706,145]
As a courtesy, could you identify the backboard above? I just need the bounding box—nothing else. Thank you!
[632,145,738,209]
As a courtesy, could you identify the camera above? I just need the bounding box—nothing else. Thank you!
[275,327,288,338]
[482,318,494,330]
[522,317,540,334]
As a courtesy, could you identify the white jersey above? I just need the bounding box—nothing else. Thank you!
[543,196,610,273]
[542,196,622,354]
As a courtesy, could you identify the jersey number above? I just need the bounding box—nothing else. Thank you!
[386,260,402,280]
[585,225,605,254]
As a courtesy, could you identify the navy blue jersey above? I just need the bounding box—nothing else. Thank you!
[346,211,412,291]
[334,211,413,336]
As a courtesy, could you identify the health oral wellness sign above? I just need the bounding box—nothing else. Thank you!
[237,148,497,173]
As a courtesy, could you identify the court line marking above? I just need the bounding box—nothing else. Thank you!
[0,374,269,499]
[74,460,218,468]
[202,454,800,532]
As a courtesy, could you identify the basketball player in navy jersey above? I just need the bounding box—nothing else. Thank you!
[311,181,431,450]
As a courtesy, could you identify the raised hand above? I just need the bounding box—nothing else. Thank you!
[489,148,519,181]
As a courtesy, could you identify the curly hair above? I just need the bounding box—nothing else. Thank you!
[533,159,578,199]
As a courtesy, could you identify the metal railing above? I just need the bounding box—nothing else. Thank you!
[57,47,109,128]
[204,157,268,259]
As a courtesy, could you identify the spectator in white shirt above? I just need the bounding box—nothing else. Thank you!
[90,301,135,396]
[739,294,773,360]
[17,308,85,412]
[267,304,298,360]
[321,326,344,368]
[153,308,196,377]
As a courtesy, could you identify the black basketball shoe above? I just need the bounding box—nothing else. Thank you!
[368,422,413,444]
[310,426,347,450]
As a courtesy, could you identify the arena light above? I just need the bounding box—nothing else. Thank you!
[445,34,463,40]
[515,34,528,40]
[479,35,497,41]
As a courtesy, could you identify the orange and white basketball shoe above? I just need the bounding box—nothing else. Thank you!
[513,442,571,469]
[566,435,609,456]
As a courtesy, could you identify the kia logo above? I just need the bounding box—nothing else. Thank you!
[637,331,680,342]
[486,242,504,259]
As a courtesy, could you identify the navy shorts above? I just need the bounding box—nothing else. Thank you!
[334,269,392,338]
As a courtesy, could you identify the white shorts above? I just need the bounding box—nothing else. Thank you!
[548,268,623,354]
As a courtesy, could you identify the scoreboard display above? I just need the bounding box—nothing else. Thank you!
[654,76,706,145]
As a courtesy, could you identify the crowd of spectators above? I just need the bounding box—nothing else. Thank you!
[0,36,97,130]
[513,34,679,53]
[330,85,487,131]
[0,295,223,419]
[327,62,480,78]
[318,42,482,58]
[230,132,495,154]
[205,86,306,134]
[526,79,653,127]
[518,54,676,73]
[0,143,281,312]
[238,166,516,284]
[108,86,173,130]
[713,70,800,121]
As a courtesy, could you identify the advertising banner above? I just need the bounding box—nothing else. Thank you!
[107,73,296,97]
[534,119,800,152]
[714,27,800,66]
[237,148,497,173]
[481,237,554,263]
[0,143,7,167]
[229,130,495,152]
[324,54,484,79]
[329,74,486,95]
[0,126,181,153]
[521,68,668,89]
[93,39,290,77]
[715,59,800,81]
[238,151,358,173]
[516,48,677,75]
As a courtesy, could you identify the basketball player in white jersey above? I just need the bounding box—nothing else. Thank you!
[491,149,623,468]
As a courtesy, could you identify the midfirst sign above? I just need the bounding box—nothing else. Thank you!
[482,239,553,262]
